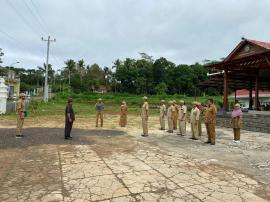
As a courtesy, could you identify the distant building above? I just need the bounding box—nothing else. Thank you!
[2,70,20,98]
[230,89,270,110]
[99,85,107,93]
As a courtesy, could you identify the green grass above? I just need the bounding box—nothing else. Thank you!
[3,92,224,118]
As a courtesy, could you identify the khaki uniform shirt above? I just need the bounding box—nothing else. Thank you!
[190,107,200,124]
[231,117,242,128]
[16,99,25,114]
[160,104,166,117]
[141,101,149,117]
[178,105,187,121]
[167,106,173,118]
[120,105,128,114]
[204,104,217,124]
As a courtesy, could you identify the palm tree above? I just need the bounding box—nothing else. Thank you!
[77,59,85,87]
[64,59,76,85]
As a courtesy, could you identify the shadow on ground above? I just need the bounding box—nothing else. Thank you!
[0,128,126,149]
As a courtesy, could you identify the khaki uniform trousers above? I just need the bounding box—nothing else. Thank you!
[160,116,165,129]
[191,122,199,139]
[142,116,148,135]
[96,111,103,127]
[168,117,173,131]
[119,113,127,127]
[198,118,202,136]
[172,113,177,130]
[16,115,24,135]
[233,128,240,140]
[178,120,186,135]
[205,123,216,144]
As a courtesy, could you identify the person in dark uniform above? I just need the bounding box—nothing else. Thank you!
[65,98,75,139]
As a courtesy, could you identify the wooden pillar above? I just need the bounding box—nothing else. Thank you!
[255,74,259,110]
[223,68,228,111]
[249,81,253,110]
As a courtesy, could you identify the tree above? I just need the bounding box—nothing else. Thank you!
[77,59,85,87]
[64,59,76,86]
[154,82,167,95]
[0,48,4,64]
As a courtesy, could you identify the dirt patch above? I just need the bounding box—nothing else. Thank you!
[90,135,138,158]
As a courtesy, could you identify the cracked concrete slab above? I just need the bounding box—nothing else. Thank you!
[0,115,269,201]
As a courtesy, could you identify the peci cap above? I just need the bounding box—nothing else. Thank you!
[19,93,26,98]
[161,100,165,103]
[179,100,184,103]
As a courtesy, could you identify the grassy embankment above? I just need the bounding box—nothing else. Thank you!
[20,92,223,118]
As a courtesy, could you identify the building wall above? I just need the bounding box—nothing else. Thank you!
[216,113,270,134]
[5,79,20,97]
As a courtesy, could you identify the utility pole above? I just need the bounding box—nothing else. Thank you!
[42,36,56,102]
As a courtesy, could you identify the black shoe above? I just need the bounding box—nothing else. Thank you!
[160,128,165,130]
[141,134,148,137]
[204,141,211,144]
[16,135,22,138]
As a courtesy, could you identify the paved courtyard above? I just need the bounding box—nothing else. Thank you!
[0,115,269,201]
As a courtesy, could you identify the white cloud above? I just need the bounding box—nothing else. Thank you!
[1,0,270,69]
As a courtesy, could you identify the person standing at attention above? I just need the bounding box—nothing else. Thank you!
[204,98,217,145]
[95,98,104,127]
[167,101,174,133]
[119,101,128,127]
[190,102,200,140]
[65,98,75,140]
[16,93,26,138]
[159,100,166,130]
[172,100,178,130]
[141,96,149,137]
[231,103,243,142]
[177,100,187,136]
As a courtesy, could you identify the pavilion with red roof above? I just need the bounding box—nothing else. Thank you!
[201,37,270,111]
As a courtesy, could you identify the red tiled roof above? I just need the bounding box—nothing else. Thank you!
[234,89,270,96]
[246,39,270,50]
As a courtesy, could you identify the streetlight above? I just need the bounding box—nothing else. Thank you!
[8,61,20,97]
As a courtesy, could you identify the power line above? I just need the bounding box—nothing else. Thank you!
[6,0,43,39]
[29,0,51,34]
[22,0,49,35]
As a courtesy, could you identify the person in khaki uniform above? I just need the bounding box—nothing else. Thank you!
[204,98,217,145]
[167,101,174,133]
[177,100,187,136]
[95,98,104,127]
[141,96,149,137]
[190,102,200,140]
[197,102,203,136]
[119,101,128,127]
[231,103,243,142]
[16,93,26,138]
[159,100,166,130]
[172,100,178,130]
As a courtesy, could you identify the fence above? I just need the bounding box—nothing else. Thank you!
[6,99,30,113]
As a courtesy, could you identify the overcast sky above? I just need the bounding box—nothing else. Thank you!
[1,0,270,70]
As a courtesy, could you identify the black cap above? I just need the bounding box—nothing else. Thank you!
[68,98,73,103]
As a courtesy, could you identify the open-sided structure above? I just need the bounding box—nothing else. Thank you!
[201,38,270,111]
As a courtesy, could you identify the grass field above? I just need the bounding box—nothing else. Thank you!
[2,92,224,118]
